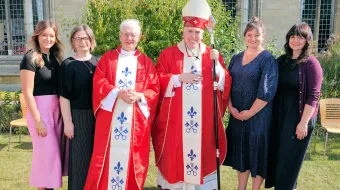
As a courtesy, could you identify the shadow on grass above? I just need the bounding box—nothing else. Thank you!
[144,187,159,190]
[14,142,32,150]
[0,143,7,151]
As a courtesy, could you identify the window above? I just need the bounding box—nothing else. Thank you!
[319,0,335,51]
[301,0,335,51]
[0,0,47,56]
[222,0,237,18]
[32,0,44,28]
[0,0,8,55]
[9,0,25,55]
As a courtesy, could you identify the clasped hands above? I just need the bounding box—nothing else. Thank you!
[178,49,219,84]
[229,106,254,121]
[118,89,142,104]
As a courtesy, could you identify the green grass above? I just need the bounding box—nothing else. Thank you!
[0,134,340,190]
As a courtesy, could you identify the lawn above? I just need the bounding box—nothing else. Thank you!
[0,134,339,190]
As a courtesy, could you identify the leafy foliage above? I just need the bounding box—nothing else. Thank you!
[317,34,340,99]
[63,0,240,63]
[0,91,22,133]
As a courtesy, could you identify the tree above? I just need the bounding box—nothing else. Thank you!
[75,0,240,62]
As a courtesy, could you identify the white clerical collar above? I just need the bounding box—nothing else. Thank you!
[177,40,207,55]
[121,48,136,56]
[186,45,199,57]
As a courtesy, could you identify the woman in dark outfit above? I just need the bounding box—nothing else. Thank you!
[20,20,64,190]
[265,22,323,190]
[223,17,278,190]
[59,24,97,190]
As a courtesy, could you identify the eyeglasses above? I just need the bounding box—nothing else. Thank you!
[73,37,90,43]
[120,32,140,39]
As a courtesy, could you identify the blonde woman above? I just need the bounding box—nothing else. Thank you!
[59,24,97,190]
[20,20,64,190]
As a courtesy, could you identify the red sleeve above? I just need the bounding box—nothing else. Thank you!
[142,56,160,125]
[218,55,232,112]
[155,49,175,100]
[92,51,115,116]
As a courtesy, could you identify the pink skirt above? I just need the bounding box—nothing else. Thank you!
[27,95,64,188]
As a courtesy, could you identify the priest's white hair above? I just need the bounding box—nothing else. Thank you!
[119,19,141,33]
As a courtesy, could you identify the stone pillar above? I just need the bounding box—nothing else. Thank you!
[43,0,50,20]
[314,0,321,52]
[333,0,340,34]
[5,0,12,55]
[237,0,249,35]
[24,0,34,45]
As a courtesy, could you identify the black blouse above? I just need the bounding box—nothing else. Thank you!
[59,56,98,109]
[20,51,59,96]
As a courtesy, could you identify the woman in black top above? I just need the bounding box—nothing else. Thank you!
[59,24,97,190]
[20,20,64,190]
[265,23,323,190]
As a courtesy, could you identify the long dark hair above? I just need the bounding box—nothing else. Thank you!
[284,22,313,64]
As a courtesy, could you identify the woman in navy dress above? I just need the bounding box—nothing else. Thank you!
[223,17,278,190]
[265,22,323,190]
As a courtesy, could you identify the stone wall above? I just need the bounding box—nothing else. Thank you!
[259,0,301,50]
[334,0,340,34]
[53,0,87,58]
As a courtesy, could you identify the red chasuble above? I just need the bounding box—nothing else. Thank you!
[152,42,232,185]
[84,47,159,190]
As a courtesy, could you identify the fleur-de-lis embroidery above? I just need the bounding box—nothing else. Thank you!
[186,163,199,176]
[187,149,197,161]
[117,112,127,124]
[114,162,123,174]
[118,79,133,89]
[190,65,198,74]
[111,176,124,190]
[114,126,129,140]
[187,106,197,119]
[122,67,132,77]
[185,120,199,133]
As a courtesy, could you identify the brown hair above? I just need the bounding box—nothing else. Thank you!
[284,22,313,64]
[243,16,265,37]
[28,20,64,67]
[69,24,97,52]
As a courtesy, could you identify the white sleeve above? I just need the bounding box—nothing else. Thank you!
[164,75,182,97]
[137,94,149,119]
[100,88,120,112]
[215,61,225,91]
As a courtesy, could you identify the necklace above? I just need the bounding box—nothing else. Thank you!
[185,43,200,60]
[80,58,93,74]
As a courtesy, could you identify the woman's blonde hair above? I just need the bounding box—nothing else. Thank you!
[69,24,97,52]
[27,20,64,67]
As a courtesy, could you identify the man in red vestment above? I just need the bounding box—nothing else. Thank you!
[84,19,159,190]
[152,0,232,189]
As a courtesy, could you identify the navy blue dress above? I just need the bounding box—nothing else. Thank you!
[223,50,278,179]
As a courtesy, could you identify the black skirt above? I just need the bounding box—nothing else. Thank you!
[68,109,95,190]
